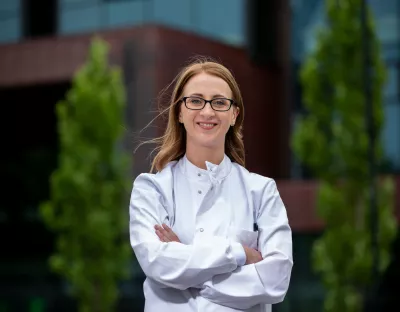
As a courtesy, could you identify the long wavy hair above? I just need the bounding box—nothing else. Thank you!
[143,57,245,173]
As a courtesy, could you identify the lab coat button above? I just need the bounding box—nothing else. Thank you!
[198,190,202,194]
[199,228,204,232]
[198,173,201,177]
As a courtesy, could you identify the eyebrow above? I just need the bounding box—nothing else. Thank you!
[189,93,228,99]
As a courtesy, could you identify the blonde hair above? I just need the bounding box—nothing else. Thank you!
[144,57,245,173]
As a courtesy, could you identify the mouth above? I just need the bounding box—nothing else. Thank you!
[197,122,218,130]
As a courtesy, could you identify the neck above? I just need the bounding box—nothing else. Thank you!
[185,142,225,170]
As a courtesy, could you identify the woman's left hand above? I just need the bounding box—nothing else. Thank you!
[155,223,181,243]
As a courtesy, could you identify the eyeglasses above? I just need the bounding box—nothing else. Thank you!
[182,96,235,112]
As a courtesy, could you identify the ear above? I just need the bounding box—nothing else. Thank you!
[232,106,239,124]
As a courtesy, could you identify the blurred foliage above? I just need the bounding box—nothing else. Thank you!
[40,37,132,312]
[291,0,398,311]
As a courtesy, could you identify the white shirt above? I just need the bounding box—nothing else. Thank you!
[129,155,293,312]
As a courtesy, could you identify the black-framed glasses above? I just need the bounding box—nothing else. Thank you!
[182,96,235,112]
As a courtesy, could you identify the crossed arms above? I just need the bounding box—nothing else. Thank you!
[129,174,293,309]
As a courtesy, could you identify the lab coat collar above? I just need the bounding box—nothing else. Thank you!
[179,154,232,184]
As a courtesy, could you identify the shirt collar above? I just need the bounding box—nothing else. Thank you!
[179,154,232,184]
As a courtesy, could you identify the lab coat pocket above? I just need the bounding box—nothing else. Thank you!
[228,227,259,249]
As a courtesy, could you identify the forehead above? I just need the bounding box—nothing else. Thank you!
[183,72,232,98]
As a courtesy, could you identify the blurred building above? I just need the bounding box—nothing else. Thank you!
[0,0,399,311]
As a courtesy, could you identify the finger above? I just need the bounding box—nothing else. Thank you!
[154,224,163,231]
[155,230,166,242]
[156,230,169,242]
[162,223,173,233]
[161,224,179,241]
[155,224,178,242]
[155,228,169,242]
[163,235,170,242]
[155,225,170,238]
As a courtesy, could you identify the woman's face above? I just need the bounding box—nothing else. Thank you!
[179,72,239,150]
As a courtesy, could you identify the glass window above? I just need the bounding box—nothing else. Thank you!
[194,0,244,46]
[0,0,21,43]
[290,0,323,61]
[381,42,399,61]
[369,0,399,44]
[0,16,20,44]
[382,103,400,171]
[101,0,146,28]
[59,4,101,34]
[59,0,99,10]
[302,0,325,58]
[57,0,245,46]
[152,0,191,30]
[370,0,400,171]
[0,0,20,11]
[384,63,399,99]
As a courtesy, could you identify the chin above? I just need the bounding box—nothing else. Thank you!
[187,128,225,149]
[194,136,223,149]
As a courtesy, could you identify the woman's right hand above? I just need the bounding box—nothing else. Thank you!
[242,245,263,264]
[155,224,181,243]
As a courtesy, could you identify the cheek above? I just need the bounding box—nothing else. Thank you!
[182,111,196,127]
[221,115,233,128]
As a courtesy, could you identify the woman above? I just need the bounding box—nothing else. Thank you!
[129,58,293,312]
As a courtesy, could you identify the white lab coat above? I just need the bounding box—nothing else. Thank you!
[129,155,293,311]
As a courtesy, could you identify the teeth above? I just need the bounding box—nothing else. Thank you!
[199,123,215,127]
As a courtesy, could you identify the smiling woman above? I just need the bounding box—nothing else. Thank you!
[179,71,240,167]
[146,59,246,173]
[129,57,293,312]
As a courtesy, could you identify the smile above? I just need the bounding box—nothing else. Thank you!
[197,122,217,130]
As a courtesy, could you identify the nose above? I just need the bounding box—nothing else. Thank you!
[200,102,215,117]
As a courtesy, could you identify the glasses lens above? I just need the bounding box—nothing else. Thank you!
[186,97,205,109]
[211,99,231,111]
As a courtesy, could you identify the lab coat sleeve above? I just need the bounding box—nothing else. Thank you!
[199,179,293,309]
[129,173,243,290]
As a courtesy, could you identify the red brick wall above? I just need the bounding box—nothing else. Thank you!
[0,26,148,86]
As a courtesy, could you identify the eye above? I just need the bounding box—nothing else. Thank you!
[188,98,203,105]
[213,99,229,107]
